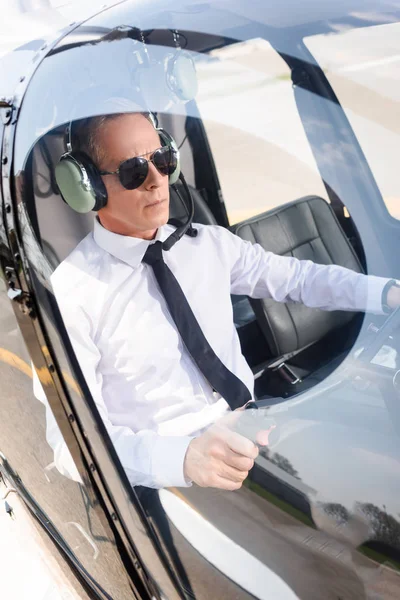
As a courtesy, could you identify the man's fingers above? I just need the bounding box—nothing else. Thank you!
[214,477,242,491]
[185,426,258,490]
[209,419,258,457]
[224,428,259,459]
[218,463,250,483]
[224,451,255,472]
[213,471,247,490]
[228,408,278,447]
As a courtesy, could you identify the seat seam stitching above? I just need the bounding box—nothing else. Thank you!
[250,298,280,355]
[274,212,300,351]
[308,202,335,264]
[233,195,320,232]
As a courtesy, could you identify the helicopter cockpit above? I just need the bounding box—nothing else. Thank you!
[2,2,400,599]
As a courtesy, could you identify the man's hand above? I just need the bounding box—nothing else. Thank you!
[183,418,259,491]
[387,283,400,310]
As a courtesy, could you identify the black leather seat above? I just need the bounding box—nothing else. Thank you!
[169,183,217,225]
[231,195,364,397]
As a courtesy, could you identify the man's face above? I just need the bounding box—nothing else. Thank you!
[97,113,170,239]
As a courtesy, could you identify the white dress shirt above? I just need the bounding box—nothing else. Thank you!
[34,219,389,489]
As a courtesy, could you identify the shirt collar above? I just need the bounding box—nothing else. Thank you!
[93,218,173,268]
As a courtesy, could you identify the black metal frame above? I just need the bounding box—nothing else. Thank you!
[0,454,116,600]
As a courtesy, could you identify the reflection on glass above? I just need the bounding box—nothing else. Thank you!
[196,38,330,224]
[305,22,400,219]
[17,17,400,599]
[0,273,138,599]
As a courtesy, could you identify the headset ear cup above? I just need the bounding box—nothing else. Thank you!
[167,51,198,103]
[55,152,107,213]
[158,129,181,185]
[81,154,108,210]
[168,142,181,185]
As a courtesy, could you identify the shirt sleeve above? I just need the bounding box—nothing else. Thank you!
[33,302,193,489]
[214,226,389,314]
[32,363,83,484]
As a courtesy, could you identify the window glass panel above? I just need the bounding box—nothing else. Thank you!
[14,16,400,600]
[305,22,400,219]
[196,38,329,224]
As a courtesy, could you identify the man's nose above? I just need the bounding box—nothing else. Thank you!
[144,161,166,189]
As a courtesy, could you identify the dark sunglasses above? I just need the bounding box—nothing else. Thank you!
[99,146,178,190]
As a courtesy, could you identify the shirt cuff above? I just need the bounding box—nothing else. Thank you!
[151,435,194,488]
[363,275,392,315]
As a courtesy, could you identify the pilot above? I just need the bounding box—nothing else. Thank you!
[34,110,400,491]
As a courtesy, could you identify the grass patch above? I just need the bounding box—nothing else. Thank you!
[359,545,400,572]
[245,481,400,572]
[244,479,315,528]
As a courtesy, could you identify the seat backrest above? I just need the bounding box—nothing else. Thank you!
[169,183,217,225]
[231,196,363,356]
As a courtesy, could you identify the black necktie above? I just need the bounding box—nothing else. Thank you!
[143,241,252,411]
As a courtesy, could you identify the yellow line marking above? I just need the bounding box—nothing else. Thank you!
[169,487,199,513]
[0,348,32,379]
[36,366,54,386]
[41,345,51,360]
[62,374,81,396]
[0,347,80,395]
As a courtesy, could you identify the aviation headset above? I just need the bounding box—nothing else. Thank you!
[55,112,180,214]
[54,29,197,248]
[54,112,195,250]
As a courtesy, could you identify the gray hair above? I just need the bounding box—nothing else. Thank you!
[72,111,150,167]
